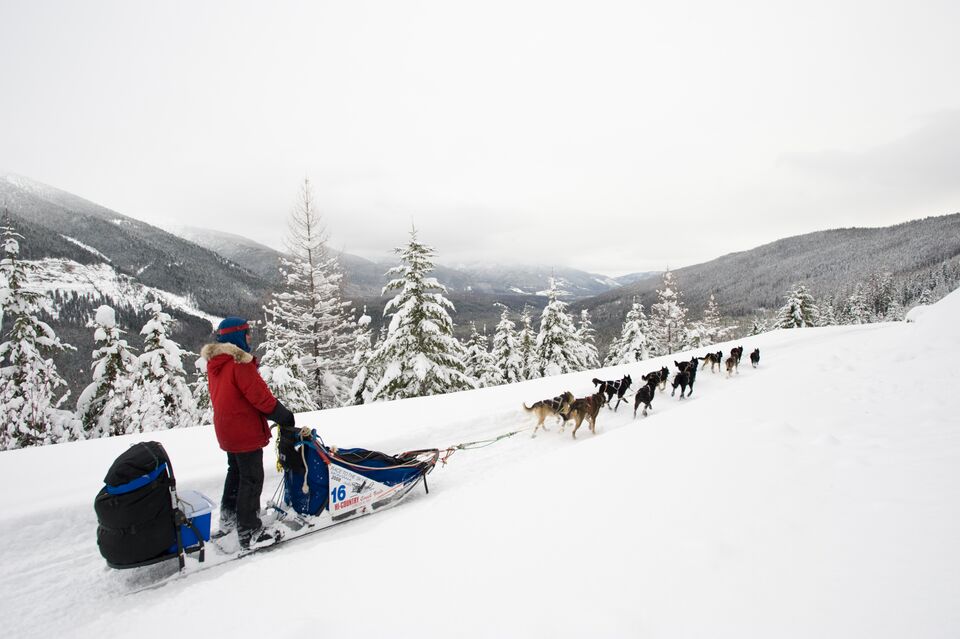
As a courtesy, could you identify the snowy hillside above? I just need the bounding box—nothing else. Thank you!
[28,257,221,327]
[1,289,958,638]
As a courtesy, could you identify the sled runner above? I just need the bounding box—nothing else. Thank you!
[95,441,210,570]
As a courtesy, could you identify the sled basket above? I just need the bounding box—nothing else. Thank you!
[278,427,439,518]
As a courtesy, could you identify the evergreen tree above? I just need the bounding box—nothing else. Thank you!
[534,279,581,377]
[369,227,473,401]
[517,305,537,380]
[776,283,819,329]
[690,294,725,348]
[604,299,649,365]
[750,316,768,336]
[818,300,838,327]
[0,224,79,449]
[464,322,497,388]
[347,307,377,405]
[258,306,318,412]
[491,305,524,385]
[268,179,354,408]
[843,284,871,325]
[575,309,600,370]
[191,356,213,426]
[76,305,138,438]
[648,270,690,356]
[124,301,197,431]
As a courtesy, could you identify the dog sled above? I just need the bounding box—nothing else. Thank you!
[96,432,440,575]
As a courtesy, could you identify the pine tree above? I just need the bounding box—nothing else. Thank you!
[843,284,871,325]
[0,223,79,449]
[191,356,213,426]
[124,301,197,431]
[465,323,499,388]
[776,283,820,329]
[534,279,582,377]
[690,294,725,348]
[750,316,767,336]
[517,305,537,380]
[491,305,524,385]
[347,307,377,405]
[575,309,600,370]
[369,227,473,401]
[648,270,690,356]
[818,301,838,327]
[605,299,649,365]
[268,179,354,409]
[76,305,138,438]
[258,306,318,412]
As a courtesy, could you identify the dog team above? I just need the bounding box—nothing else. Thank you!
[523,347,760,439]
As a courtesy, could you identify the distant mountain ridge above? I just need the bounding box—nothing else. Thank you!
[171,224,630,300]
[574,212,960,345]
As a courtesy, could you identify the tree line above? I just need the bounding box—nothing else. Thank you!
[2,185,956,450]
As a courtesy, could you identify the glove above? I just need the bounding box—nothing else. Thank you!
[266,399,296,428]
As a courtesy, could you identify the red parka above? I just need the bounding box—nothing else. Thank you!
[202,342,277,453]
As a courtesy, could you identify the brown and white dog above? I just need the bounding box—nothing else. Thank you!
[524,391,575,437]
[560,391,604,439]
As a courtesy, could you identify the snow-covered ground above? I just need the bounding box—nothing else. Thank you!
[2,290,959,638]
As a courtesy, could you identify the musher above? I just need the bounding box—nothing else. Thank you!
[201,316,296,548]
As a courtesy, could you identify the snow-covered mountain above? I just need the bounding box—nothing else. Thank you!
[2,287,957,638]
[170,224,627,300]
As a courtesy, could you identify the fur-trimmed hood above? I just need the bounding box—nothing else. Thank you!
[201,342,254,368]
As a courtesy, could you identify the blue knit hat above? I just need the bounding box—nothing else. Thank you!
[216,316,251,353]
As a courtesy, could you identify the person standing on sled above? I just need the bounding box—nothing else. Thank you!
[201,316,296,549]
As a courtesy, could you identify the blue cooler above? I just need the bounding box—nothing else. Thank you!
[168,490,214,552]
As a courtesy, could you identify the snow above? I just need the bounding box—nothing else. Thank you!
[25,258,221,328]
[94,305,115,328]
[59,234,112,263]
[1,290,960,637]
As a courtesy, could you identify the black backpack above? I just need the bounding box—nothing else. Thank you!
[95,441,204,569]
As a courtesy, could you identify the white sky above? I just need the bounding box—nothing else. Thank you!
[1,0,959,276]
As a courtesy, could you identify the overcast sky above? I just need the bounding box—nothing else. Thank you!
[1,0,959,276]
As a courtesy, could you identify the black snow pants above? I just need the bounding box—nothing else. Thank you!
[221,448,264,535]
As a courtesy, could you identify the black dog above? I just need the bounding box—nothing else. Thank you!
[731,346,744,369]
[671,369,691,399]
[675,359,692,373]
[592,374,633,411]
[686,356,699,396]
[750,348,760,368]
[633,374,659,417]
[643,366,670,391]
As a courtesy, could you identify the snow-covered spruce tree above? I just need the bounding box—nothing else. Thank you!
[124,301,197,431]
[690,294,724,348]
[534,279,582,377]
[843,284,871,325]
[818,300,838,327]
[517,305,537,380]
[776,283,819,329]
[604,299,649,365]
[268,179,354,408]
[347,307,377,405]
[575,309,600,370]
[76,305,138,438]
[191,357,213,426]
[369,227,473,401]
[647,270,690,356]
[0,225,80,449]
[750,315,768,336]
[464,322,498,388]
[258,305,318,412]
[491,305,524,385]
